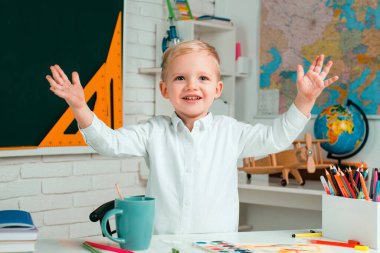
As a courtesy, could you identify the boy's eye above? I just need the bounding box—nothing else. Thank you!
[174,76,185,81]
[199,76,209,81]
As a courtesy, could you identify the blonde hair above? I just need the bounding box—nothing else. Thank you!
[160,40,221,81]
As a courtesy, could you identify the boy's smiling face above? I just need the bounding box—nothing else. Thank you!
[160,51,223,126]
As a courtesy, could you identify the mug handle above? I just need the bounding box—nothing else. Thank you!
[101,209,126,244]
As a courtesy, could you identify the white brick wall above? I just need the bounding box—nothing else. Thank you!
[0,0,214,239]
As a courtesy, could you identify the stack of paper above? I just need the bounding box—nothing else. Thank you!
[0,210,38,252]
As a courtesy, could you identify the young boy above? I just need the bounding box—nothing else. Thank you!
[46,40,338,235]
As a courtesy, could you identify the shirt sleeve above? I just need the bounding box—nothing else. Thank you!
[238,103,309,158]
[80,113,152,158]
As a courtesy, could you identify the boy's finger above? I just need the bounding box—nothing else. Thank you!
[320,61,333,79]
[72,71,81,86]
[46,75,59,87]
[50,65,64,84]
[55,64,69,83]
[308,57,317,72]
[313,54,324,73]
[47,74,66,91]
[296,65,304,83]
[324,75,339,88]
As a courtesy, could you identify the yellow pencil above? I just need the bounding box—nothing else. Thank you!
[292,232,322,238]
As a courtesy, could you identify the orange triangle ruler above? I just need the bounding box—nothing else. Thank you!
[38,12,123,147]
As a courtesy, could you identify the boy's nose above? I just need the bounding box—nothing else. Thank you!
[185,79,198,89]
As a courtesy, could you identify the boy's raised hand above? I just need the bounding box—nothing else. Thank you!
[295,54,339,116]
[46,65,94,128]
[46,65,86,110]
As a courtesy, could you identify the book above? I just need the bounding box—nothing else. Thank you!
[0,210,35,229]
[0,240,36,252]
[196,15,234,26]
[0,228,38,241]
[0,210,38,241]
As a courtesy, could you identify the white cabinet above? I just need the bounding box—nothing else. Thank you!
[140,20,238,117]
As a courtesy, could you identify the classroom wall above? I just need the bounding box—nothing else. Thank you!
[223,0,380,168]
[0,0,215,239]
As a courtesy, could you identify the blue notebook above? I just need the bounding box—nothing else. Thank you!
[0,210,35,229]
[0,210,38,241]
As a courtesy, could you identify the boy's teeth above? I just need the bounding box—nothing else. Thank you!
[184,96,200,100]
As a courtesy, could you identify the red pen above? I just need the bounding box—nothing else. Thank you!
[84,241,134,253]
[310,239,356,248]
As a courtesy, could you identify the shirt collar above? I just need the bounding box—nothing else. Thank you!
[170,112,214,132]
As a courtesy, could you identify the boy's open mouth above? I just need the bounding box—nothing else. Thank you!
[183,96,202,100]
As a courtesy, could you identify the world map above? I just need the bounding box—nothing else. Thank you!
[260,0,380,115]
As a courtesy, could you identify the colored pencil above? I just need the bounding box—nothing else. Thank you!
[325,169,339,196]
[348,167,359,196]
[375,181,380,202]
[115,183,124,200]
[83,242,102,253]
[371,169,378,201]
[320,176,330,195]
[340,171,356,198]
[369,168,375,198]
[354,168,361,187]
[339,173,352,198]
[330,168,342,196]
[363,168,368,179]
[334,174,349,198]
[327,181,335,195]
[84,241,134,253]
[330,165,343,196]
[359,173,370,201]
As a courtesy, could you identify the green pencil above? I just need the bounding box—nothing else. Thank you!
[82,242,102,253]
[172,248,181,253]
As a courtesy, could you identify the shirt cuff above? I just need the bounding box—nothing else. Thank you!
[287,103,310,129]
[79,113,102,142]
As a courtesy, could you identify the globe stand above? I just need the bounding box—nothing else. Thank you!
[326,100,369,165]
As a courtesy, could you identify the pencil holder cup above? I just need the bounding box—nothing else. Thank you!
[322,194,380,249]
[101,196,155,251]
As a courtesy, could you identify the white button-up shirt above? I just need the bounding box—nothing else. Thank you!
[80,103,308,235]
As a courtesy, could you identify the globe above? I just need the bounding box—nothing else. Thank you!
[314,100,368,159]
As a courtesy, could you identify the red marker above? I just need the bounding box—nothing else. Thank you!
[84,241,134,253]
[309,240,368,251]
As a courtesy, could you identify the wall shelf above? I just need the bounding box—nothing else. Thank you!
[138,67,161,74]
[238,172,323,211]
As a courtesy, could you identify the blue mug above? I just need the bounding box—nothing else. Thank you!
[101,196,155,250]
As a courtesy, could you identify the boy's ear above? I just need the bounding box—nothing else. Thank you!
[214,81,223,98]
[159,81,169,99]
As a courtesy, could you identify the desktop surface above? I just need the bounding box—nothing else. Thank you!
[35,230,378,253]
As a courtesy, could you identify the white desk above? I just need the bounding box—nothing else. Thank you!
[35,230,378,252]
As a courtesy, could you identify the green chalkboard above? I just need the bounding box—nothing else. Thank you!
[0,0,123,148]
